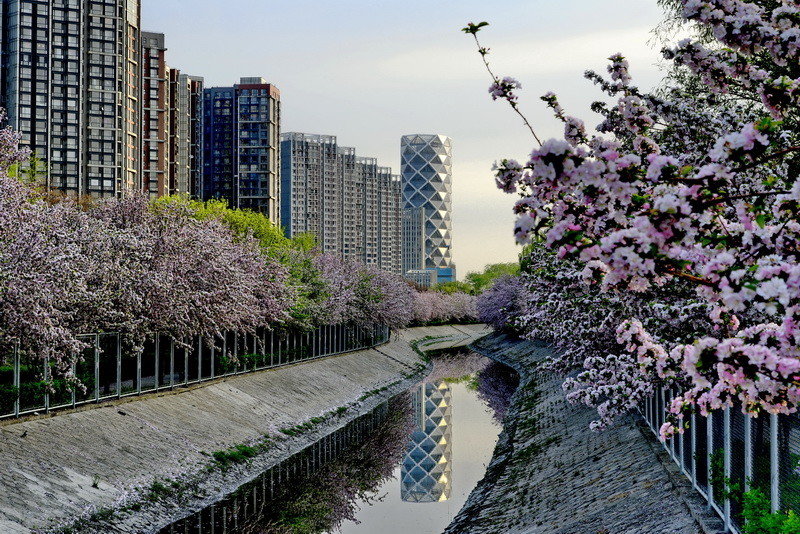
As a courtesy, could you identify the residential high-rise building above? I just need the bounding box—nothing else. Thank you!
[0,0,143,197]
[141,32,169,197]
[401,134,455,283]
[280,132,402,273]
[280,133,340,252]
[203,78,280,222]
[140,32,203,199]
[402,206,425,275]
[174,73,204,198]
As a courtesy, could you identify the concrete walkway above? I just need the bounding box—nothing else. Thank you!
[0,324,489,534]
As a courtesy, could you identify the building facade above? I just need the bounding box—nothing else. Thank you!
[203,78,280,222]
[280,132,402,273]
[140,31,168,197]
[402,206,425,275]
[140,32,203,199]
[0,0,143,197]
[400,134,455,283]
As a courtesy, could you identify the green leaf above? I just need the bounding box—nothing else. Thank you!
[755,214,767,228]
[461,21,489,34]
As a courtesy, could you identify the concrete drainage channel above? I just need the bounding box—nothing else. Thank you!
[444,333,720,534]
[0,325,489,534]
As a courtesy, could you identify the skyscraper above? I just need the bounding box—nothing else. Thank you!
[203,78,280,223]
[280,132,402,273]
[0,0,143,197]
[401,134,455,283]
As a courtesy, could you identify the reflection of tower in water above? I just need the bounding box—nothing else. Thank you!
[401,381,452,503]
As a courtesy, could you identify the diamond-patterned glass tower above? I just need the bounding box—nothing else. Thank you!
[401,381,452,503]
[401,135,453,273]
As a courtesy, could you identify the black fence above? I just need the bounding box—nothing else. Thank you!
[0,323,390,420]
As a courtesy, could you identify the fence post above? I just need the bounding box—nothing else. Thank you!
[169,338,175,388]
[94,334,100,402]
[744,415,752,493]
[197,337,202,379]
[184,336,189,383]
[210,337,215,379]
[154,336,160,390]
[678,406,685,472]
[136,337,142,395]
[116,333,121,399]
[262,329,268,368]
[707,412,714,511]
[13,342,20,418]
[222,334,227,375]
[691,411,697,487]
[71,360,76,409]
[724,407,732,530]
[771,413,780,513]
[44,356,49,413]
[233,332,238,374]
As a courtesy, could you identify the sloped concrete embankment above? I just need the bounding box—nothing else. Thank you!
[0,324,489,534]
[444,333,705,534]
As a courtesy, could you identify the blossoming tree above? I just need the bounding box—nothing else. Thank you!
[469,0,800,437]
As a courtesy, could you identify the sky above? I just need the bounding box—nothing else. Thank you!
[142,0,672,279]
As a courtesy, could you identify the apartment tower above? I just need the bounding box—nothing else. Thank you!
[140,32,203,198]
[280,132,402,273]
[0,0,143,197]
[203,78,280,223]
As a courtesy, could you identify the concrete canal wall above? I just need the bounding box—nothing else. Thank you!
[0,324,490,534]
[444,333,722,534]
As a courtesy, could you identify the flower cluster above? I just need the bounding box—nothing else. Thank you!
[489,76,523,104]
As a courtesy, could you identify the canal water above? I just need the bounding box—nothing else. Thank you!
[159,350,518,534]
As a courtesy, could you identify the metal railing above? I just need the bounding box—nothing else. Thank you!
[640,386,800,532]
[0,323,390,420]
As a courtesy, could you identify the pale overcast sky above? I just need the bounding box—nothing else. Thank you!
[142,0,669,279]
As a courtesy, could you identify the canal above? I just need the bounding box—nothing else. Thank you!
[159,349,519,534]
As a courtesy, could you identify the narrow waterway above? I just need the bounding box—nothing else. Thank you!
[159,349,518,534]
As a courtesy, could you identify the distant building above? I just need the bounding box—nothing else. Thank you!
[203,78,280,222]
[402,207,425,275]
[141,32,169,197]
[401,134,456,283]
[0,0,143,197]
[401,381,453,503]
[280,133,340,252]
[280,132,401,273]
[173,73,204,198]
[141,32,204,199]
[404,269,438,288]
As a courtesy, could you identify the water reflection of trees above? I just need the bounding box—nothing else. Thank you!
[425,349,488,384]
[239,396,414,534]
[475,361,519,424]
[426,349,519,424]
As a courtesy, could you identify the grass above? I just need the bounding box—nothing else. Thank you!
[211,444,258,467]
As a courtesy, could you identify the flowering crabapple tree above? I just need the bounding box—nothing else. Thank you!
[476,275,526,331]
[466,0,800,437]
[412,290,478,326]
